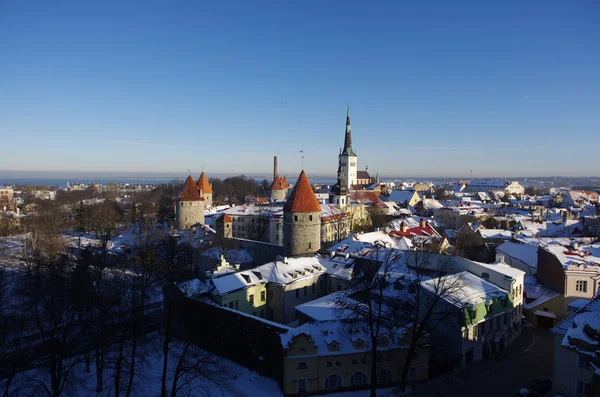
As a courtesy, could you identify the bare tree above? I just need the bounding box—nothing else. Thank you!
[335,247,465,395]
[397,251,465,392]
[169,342,226,397]
[248,207,271,242]
[19,253,84,397]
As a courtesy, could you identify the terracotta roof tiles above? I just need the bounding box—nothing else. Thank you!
[270,175,285,190]
[196,172,213,194]
[283,171,321,213]
[178,175,203,201]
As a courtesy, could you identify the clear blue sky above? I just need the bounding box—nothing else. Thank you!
[1,1,598,178]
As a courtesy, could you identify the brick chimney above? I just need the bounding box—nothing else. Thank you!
[274,156,278,182]
[419,217,427,228]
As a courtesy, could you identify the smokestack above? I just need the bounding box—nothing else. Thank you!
[274,156,278,181]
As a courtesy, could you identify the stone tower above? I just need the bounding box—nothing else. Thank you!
[196,172,213,207]
[215,213,233,241]
[340,103,357,189]
[283,171,321,257]
[176,175,205,229]
[270,175,288,202]
[329,155,349,209]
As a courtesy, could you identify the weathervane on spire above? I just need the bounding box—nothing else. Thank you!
[300,147,304,170]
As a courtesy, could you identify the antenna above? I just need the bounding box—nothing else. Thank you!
[187,169,191,175]
[300,147,304,170]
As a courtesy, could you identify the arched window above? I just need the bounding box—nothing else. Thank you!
[349,372,368,386]
[324,374,342,389]
[377,369,392,384]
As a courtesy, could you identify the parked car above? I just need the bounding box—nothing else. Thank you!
[516,388,539,397]
[530,377,552,394]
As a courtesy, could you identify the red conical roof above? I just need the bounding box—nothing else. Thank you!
[178,175,203,201]
[282,176,288,188]
[283,171,321,213]
[196,172,213,194]
[216,213,232,223]
[270,175,285,190]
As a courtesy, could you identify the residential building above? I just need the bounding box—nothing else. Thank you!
[280,320,429,395]
[386,190,420,208]
[551,297,600,397]
[255,257,327,324]
[208,269,268,318]
[466,179,524,195]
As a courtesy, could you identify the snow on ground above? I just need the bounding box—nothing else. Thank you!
[3,332,400,397]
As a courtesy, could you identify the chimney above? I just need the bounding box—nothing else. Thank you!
[562,211,568,223]
[401,221,408,233]
[419,217,426,228]
[274,156,278,182]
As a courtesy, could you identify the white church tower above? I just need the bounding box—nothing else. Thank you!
[340,103,357,189]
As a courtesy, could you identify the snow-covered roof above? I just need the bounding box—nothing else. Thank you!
[280,320,407,357]
[254,257,326,286]
[496,241,538,268]
[330,232,412,259]
[523,275,561,309]
[477,229,513,240]
[210,270,266,295]
[568,299,591,311]
[558,298,600,369]
[419,198,443,209]
[542,242,600,271]
[294,290,359,322]
[317,254,356,280]
[176,278,209,297]
[201,247,254,264]
[469,260,525,281]
[422,271,510,309]
[386,190,417,204]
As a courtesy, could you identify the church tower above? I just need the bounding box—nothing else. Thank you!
[329,155,349,209]
[283,171,321,257]
[340,103,357,189]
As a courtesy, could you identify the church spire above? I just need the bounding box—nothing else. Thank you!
[342,102,355,156]
[333,154,348,196]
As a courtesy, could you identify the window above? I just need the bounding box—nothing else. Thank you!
[297,362,307,369]
[376,369,392,384]
[309,215,313,221]
[309,242,312,249]
[361,358,367,364]
[261,291,266,302]
[351,359,357,365]
[296,289,300,299]
[576,380,590,396]
[295,215,298,222]
[326,362,332,367]
[349,372,368,386]
[578,353,592,369]
[303,286,307,296]
[576,280,588,293]
[249,294,254,305]
[335,361,341,367]
[481,272,490,280]
[324,374,342,390]
[228,302,234,309]
[297,378,307,393]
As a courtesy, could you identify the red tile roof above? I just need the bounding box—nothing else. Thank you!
[283,171,321,213]
[270,175,286,190]
[196,172,212,194]
[217,213,232,223]
[179,175,203,201]
[282,176,289,188]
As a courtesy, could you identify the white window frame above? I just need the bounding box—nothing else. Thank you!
[324,374,343,389]
[297,377,308,393]
[576,379,590,396]
[576,280,588,293]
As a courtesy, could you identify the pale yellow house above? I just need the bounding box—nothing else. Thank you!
[280,320,429,395]
[208,269,268,318]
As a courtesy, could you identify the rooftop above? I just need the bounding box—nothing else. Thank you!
[283,171,321,213]
[255,256,326,285]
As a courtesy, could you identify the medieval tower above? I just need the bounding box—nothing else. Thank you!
[196,172,213,207]
[176,175,206,229]
[270,156,289,201]
[340,103,357,189]
[283,171,321,257]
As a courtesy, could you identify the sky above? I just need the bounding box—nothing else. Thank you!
[1,1,599,179]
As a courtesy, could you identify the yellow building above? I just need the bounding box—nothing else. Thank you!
[280,321,429,395]
[208,269,268,318]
